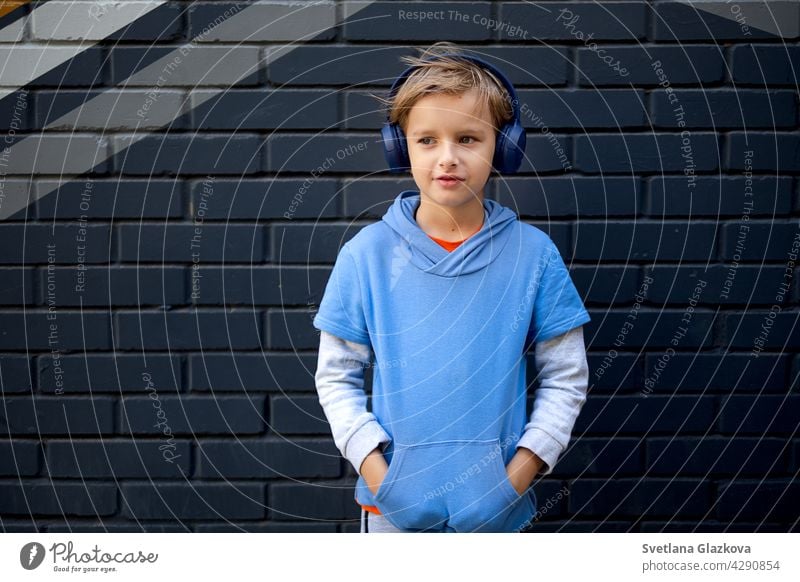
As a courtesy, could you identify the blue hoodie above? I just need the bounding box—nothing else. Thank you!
[313,190,590,532]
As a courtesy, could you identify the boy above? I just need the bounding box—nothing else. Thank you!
[313,42,590,533]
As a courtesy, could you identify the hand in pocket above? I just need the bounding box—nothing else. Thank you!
[361,447,390,496]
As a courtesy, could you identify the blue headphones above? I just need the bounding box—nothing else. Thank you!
[380,53,526,174]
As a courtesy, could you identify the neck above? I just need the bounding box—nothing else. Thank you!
[415,196,485,242]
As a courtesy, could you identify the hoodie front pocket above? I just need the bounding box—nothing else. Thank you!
[374,439,533,532]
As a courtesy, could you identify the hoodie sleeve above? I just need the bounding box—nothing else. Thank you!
[314,330,391,475]
[515,325,588,476]
[527,239,591,343]
[313,244,371,345]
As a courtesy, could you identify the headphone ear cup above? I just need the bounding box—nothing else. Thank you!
[493,122,526,174]
[381,122,411,173]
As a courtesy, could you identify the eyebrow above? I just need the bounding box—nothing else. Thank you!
[409,128,487,136]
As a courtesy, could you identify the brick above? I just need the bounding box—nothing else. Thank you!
[266,134,384,173]
[495,177,642,217]
[0,440,41,476]
[573,396,716,434]
[512,134,572,173]
[575,133,719,173]
[31,1,183,41]
[344,91,400,131]
[38,353,182,394]
[653,2,799,41]
[4,47,105,87]
[269,395,330,434]
[35,179,184,219]
[340,179,417,217]
[2,135,109,174]
[645,265,788,305]
[720,222,799,261]
[555,438,643,476]
[577,46,725,86]
[652,90,798,129]
[35,90,187,131]
[732,45,800,84]
[266,310,322,350]
[0,224,111,264]
[269,481,359,520]
[116,224,265,262]
[122,483,265,519]
[112,135,263,175]
[647,437,789,476]
[725,311,799,349]
[188,353,318,392]
[528,223,572,253]
[0,483,116,516]
[0,180,31,220]
[569,479,711,517]
[590,309,715,350]
[574,222,718,260]
[716,479,799,521]
[188,266,330,306]
[0,355,33,393]
[271,224,358,263]
[36,266,186,307]
[187,179,338,219]
[727,132,800,172]
[571,266,640,304]
[196,439,339,478]
[0,8,25,42]
[119,396,265,435]
[647,177,794,216]
[717,395,800,434]
[115,311,262,350]
[343,2,492,41]
[0,89,31,130]
[0,397,115,435]
[584,352,643,393]
[188,1,335,41]
[0,268,34,304]
[519,89,649,128]
[190,89,338,130]
[268,45,569,87]
[45,440,191,477]
[502,2,648,40]
[642,353,789,394]
[0,312,112,350]
[111,46,260,86]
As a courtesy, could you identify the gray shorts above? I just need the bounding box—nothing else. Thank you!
[360,509,404,533]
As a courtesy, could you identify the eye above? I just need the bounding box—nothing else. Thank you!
[417,137,434,145]
[460,136,477,144]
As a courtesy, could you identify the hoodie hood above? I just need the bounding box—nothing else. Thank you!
[381,190,518,277]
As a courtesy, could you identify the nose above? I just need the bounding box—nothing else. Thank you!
[438,140,459,167]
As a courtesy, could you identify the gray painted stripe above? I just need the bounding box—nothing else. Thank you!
[676,1,799,38]
[0,0,372,220]
[0,1,168,100]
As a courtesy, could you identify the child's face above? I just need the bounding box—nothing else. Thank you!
[405,88,496,209]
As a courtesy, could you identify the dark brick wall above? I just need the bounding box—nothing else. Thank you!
[0,0,798,533]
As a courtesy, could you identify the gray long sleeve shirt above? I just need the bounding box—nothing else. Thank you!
[314,325,589,478]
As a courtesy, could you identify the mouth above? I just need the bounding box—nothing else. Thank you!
[436,176,465,184]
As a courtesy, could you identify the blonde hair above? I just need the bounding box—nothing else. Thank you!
[368,42,514,135]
